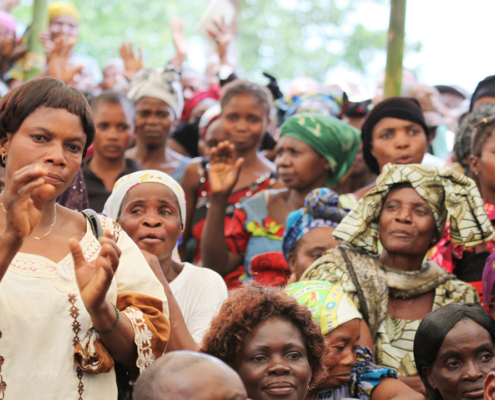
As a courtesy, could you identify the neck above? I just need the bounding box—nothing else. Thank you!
[481,183,495,206]
[334,170,377,194]
[135,141,168,163]
[159,255,182,283]
[90,154,127,173]
[379,249,424,272]
[233,147,259,164]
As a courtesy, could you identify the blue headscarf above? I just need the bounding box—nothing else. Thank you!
[282,188,348,261]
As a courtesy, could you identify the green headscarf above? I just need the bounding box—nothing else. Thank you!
[279,113,360,187]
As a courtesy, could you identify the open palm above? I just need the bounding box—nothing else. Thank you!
[208,141,244,197]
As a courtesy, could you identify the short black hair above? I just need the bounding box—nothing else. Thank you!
[90,90,135,121]
[414,303,495,400]
[0,77,95,165]
[471,116,495,158]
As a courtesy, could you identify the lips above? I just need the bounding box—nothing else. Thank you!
[103,145,122,153]
[390,229,413,238]
[463,387,484,399]
[139,233,164,245]
[44,173,65,185]
[395,155,414,164]
[263,381,295,396]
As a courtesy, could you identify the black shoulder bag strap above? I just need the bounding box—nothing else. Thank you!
[81,209,132,400]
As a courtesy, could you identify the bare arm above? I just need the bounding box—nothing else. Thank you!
[371,377,427,400]
[169,17,188,69]
[201,142,243,275]
[358,319,375,358]
[397,376,427,397]
[178,160,200,261]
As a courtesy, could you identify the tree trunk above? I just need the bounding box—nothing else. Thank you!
[24,0,48,80]
[383,0,406,99]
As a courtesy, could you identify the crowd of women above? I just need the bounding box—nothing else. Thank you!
[3,2,495,400]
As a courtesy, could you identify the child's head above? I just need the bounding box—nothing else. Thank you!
[90,91,134,161]
[471,117,495,193]
[483,252,495,318]
[286,281,363,389]
[220,79,273,153]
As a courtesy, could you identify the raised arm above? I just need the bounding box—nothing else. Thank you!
[169,16,188,70]
[201,141,243,275]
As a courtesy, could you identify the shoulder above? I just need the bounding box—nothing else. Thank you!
[180,263,228,294]
[436,278,480,304]
[125,158,142,172]
[182,157,202,185]
[58,205,87,232]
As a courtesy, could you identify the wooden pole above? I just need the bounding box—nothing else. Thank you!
[24,0,48,80]
[383,0,406,99]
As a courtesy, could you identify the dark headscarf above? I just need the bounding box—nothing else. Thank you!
[362,97,429,175]
[470,75,495,111]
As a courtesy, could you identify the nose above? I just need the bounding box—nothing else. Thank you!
[395,131,410,149]
[146,112,160,125]
[267,357,291,376]
[275,150,290,168]
[464,361,484,382]
[44,143,67,167]
[235,118,248,132]
[339,348,356,367]
[395,206,412,223]
[143,213,162,228]
[107,127,119,140]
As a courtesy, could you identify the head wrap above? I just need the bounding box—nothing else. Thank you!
[333,163,495,254]
[275,92,344,123]
[282,188,348,261]
[199,103,221,139]
[103,170,186,227]
[285,281,362,336]
[435,85,468,100]
[361,97,429,175]
[470,75,495,111]
[127,67,184,119]
[483,252,495,306]
[180,86,221,122]
[455,103,495,169]
[406,84,445,128]
[48,2,80,23]
[279,113,360,187]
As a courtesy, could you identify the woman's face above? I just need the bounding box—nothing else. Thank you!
[321,319,361,389]
[289,227,339,281]
[221,94,268,153]
[370,117,427,173]
[93,102,133,161]
[134,97,176,148]
[379,187,437,257]
[199,119,226,157]
[235,317,312,400]
[471,131,495,194]
[118,183,182,260]
[2,106,86,199]
[49,15,79,42]
[425,319,495,400]
[275,136,330,191]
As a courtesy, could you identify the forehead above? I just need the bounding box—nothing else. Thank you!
[373,117,423,132]
[20,106,85,136]
[205,119,224,141]
[385,187,429,205]
[244,317,305,350]
[93,102,130,122]
[136,97,172,111]
[299,226,336,245]
[277,135,314,151]
[122,183,179,206]
[440,319,494,354]
[50,15,79,27]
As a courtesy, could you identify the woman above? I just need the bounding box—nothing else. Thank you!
[414,303,495,400]
[103,170,228,348]
[201,113,360,286]
[0,78,169,399]
[201,282,325,400]
[286,281,425,400]
[302,164,494,391]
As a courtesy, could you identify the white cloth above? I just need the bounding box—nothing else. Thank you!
[103,169,186,226]
[0,216,168,399]
[169,263,228,346]
[421,152,446,167]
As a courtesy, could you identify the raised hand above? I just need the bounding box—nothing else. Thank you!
[206,16,234,64]
[1,164,56,241]
[170,16,188,68]
[208,141,243,197]
[119,41,143,81]
[70,228,121,313]
[47,37,82,84]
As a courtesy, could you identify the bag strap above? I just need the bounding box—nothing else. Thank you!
[82,209,104,239]
[338,246,370,325]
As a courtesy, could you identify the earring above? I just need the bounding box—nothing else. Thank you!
[1,154,5,164]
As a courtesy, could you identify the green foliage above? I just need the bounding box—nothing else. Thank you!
[12,0,420,83]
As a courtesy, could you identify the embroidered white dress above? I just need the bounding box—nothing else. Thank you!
[0,215,169,400]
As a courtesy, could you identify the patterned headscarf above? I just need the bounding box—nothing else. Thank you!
[455,103,495,170]
[279,113,360,187]
[285,281,362,336]
[127,67,184,119]
[275,92,344,122]
[333,163,495,254]
[103,170,186,227]
[282,188,348,261]
[48,1,81,22]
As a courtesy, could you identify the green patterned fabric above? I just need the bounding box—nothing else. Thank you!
[279,113,360,186]
[333,163,495,254]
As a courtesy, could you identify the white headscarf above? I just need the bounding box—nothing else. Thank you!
[103,170,186,226]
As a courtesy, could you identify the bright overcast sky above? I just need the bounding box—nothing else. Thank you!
[341,0,494,94]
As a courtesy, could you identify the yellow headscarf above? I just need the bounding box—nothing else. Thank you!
[48,2,80,23]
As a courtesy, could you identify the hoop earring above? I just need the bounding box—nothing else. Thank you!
[1,154,5,164]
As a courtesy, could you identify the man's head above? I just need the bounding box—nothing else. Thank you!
[133,351,247,400]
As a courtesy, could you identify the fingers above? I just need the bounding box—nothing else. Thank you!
[69,237,87,269]
[67,65,83,83]
[99,236,121,273]
[138,47,143,62]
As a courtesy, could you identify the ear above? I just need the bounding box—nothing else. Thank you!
[485,371,495,400]
[471,155,480,176]
[288,252,297,275]
[423,366,437,390]
[323,159,331,172]
[0,136,8,152]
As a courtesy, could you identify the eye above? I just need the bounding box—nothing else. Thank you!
[32,134,48,142]
[159,208,172,215]
[157,111,169,119]
[447,359,460,368]
[287,352,302,360]
[289,149,299,156]
[226,114,238,122]
[138,111,150,118]
[480,352,493,362]
[275,148,283,156]
[251,355,267,363]
[380,132,391,139]
[97,122,109,130]
[414,209,427,216]
[130,207,144,214]
[334,345,345,351]
[408,128,421,135]
[247,115,260,123]
[67,144,81,153]
[118,124,130,132]
[386,204,397,210]
[311,251,324,260]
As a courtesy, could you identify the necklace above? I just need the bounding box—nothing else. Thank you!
[0,202,57,240]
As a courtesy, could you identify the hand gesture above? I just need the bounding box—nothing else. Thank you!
[1,164,56,241]
[208,141,243,197]
[119,41,143,81]
[70,228,121,313]
[39,28,54,55]
[170,16,188,67]
[206,16,233,64]
[47,37,83,84]
[0,26,16,58]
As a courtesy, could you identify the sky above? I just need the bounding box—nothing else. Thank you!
[336,0,495,94]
